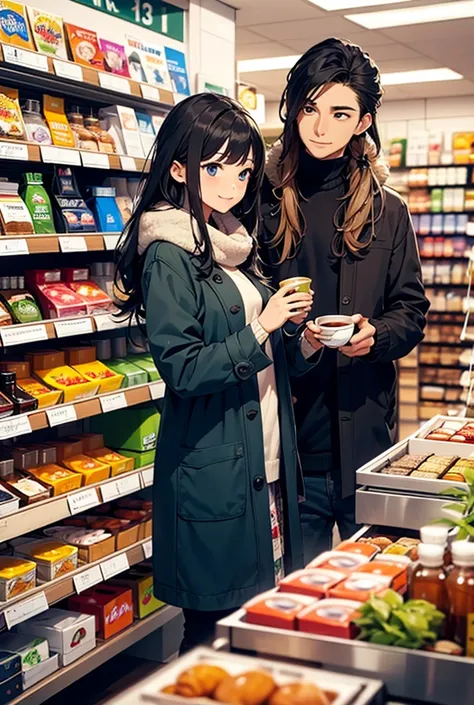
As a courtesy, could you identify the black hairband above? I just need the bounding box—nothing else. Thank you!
[356,154,371,170]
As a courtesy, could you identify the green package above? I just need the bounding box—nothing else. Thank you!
[126,354,160,382]
[119,448,156,468]
[21,173,55,235]
[106,359,148,388]
[1,291,42,324]
[91,405,160,451]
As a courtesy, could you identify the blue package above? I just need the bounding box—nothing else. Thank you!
[88,187,124,233]
[0,652,21,686]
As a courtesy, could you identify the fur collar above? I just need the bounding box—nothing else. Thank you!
[265,140,390,188]
[138,204,253,267]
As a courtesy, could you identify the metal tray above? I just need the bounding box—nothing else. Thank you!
[216,610,474,705]
[138,646,385,705]
[356,486,451,530]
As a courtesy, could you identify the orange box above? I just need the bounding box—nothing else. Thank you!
[307,551,371,573]
[298,598,362,639]
[68,585,133,639]
[279,569,346,599]
[353,561,408,594]
[86,448,134,477]
[245,591,317,631]
[336,541,380,560]
[61,455,110,485]
[328,574,391,602]
[70,434,104,453]
[28,464,82,496]
[48,440,83,463]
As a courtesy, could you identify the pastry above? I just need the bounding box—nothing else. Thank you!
[214,671,277,705]
[175,664,229,698]
[411,470,444,479]
[443,469,466,483]
[425,432,452,441]
[390,454,430,469]
[161,685,177,695]
[359,536,392,550]
[382,466,413,476]
[270,682,330,705]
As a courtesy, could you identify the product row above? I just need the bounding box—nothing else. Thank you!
[388,131,474,167]
[421,261,468,285]
[423,289,464,313]
[420,368,461,388]
[411,213,469,235]
[424,319,464,344]
[408,167,471,188]
[0,2,189,95]
[409,188,474,214]
[420,386,463,404]
[420,345,468,368]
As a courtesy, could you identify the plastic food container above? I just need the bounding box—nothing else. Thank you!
[245,590,317,630]
[15,541,78,582]
[0,557,36,601]
[279,569,346,599]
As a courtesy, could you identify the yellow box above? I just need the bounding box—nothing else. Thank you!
[17,377,63,409]
[0,557,36,601]
[28,464,82,495]
[62,455,110,485]
[86,448,135,477]
[35,366,99,403]
[71,361,124,395]
[15,541,78,582]
[43,94,75,149]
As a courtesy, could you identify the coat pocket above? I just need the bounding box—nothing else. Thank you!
[178,442,246,522]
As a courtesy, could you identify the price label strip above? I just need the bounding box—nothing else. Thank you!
[99,73,131,94]
[73,565,103,594]
[53,59,83,82]
[0,142,29,161]
[143,540,153,560]
[140,84,160,102]
[103,234,120,250]
[81,152,110,169]
[100,480,121,503]
[46,405,77,428]
[150,381,165,400]
[68,488,100,515]
[1,323,48,347]
[2,44,48,72]
[94,314,128,332]
[120,156,137,171]
[59,236,87,253]
[41,146,81,166]
[0,415,32,441]
[0,238,28,255]
[4,592,48,629]
[101,552,130,580]
[100,392,127,414]
[141,467,154,487]
[54,318,93,338]
[117,474,141,495]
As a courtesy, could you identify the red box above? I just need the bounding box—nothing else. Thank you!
[68,585,133,639]
[279,569,346,599]
[307,551,371,573]
[244,591,317,631]
[26,270,87,319]
[298,598,362,639]
[352,561,408,594]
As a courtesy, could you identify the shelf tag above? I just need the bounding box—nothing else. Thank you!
[4,592,48,629]
[141,467,154,487]
[101,552,130,580]
[2,44,48,72]
[149,381,165,400]
[0,238,28,255]
[41,146,81,166]
[0,142,29,161]
[53,59,83,82]
[0,414,32,440]
[99,73,131,94]
[1,324,48,347]
[59,236,87,253]
[81,152,110,169]
[54,317,93,338]
[103,234,120,250]
[94,313,127,332]
[117,473,141,495]
[140,84,160,102]
[143,540,153,559]
[46,405,77,428]
[120,156,137,171]
[68,488,100,515]
[100,391,127,414]
[467,222,474,237]
[100,479,121,503]
[73,565,103,594]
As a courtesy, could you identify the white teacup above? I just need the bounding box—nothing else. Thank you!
[315,315,355,349]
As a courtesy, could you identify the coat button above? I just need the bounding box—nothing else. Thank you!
[247,409,258,420]
[230,305,241,314]
[341,416,350,422]
[213,274,223,284]
[253,476,264,491]
[236,362,251,377]
[342,296,351,305]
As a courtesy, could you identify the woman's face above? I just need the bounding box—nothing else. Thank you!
[297,82,372,160]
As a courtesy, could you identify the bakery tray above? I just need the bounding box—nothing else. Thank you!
[216,611,474,705]
[138,647,384,705]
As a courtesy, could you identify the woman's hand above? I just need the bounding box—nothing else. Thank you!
[258,284,313,334]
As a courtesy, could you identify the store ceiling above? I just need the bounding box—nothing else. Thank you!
[229,0,474,102]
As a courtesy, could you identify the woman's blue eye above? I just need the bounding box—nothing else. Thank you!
[205,165,218,177]
[238,169,251,181]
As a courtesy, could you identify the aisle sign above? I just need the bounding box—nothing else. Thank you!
[46,405,78,427]
[68,488,100,515]
[71,0,184,42]
[73,566,103,594]
[54,318,94,338]
[4,592,48,629]
[0,238,28,255]
[0,143,29,161]
[0,415,32,440]
[101,552,129,580]
[100,392,127,414]
[1,324,48,347]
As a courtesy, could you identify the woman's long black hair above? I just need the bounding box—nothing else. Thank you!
[115,93,266,325]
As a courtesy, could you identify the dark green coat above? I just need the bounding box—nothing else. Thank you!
[142,241,311,611]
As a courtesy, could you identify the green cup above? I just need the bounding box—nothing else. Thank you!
[279,277,312,294]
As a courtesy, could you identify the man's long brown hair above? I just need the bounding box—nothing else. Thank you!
[271,38,387,262]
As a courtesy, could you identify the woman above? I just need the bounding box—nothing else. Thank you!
[260,39,429,563]
[116,93,319,651]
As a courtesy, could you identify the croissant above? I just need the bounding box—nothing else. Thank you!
[161,685,177,695]
[214,671,277,705]
[175,664,229,697]
[269,682,330,705]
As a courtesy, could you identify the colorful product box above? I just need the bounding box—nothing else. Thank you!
[353,561,408,594]
[72,361,123,395]
[0,1,34,49]
[279,569,346,599]
[1,360,61,409]
[27,7,67,58]
[298,599,363,640]
[43,95,75,149]
[28,464,82,496]
[68,585,133,639]
[328,573,391,603]
[22,653,59,691]
[0,86,26,140]
[118,448,155,469]
[0,557,36,601]
[126,355,160,382]
[65,23,104,70]
[26,269,87,319]
[0,651,22,702]
[307,551,371,573]
[105,359,147,388]
[15,540,78,582]
[100,39,130,77]
[111,566,164,619]
[26,350,98,403]
[0,635,48,672]
[66,281,113,315]
[91,406,160,452]
[15,609,96,662]
[245,591,317,631]
[336,541,380,560]
[61,455,110,485]
[86,448,134,477]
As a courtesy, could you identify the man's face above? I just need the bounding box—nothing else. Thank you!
[297,82,372,160]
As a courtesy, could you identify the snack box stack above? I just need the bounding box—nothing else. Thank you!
[0,556,36,602]
[110,563,165,619]
[0,362,61,410]
[25,269,113,319]
[245,538,416,639]
[68,584,133,639]
[14,540,78,582]
[0,633,59,692]
[91,405,160,469]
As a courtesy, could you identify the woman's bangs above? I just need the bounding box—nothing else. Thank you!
[202,113,255,166]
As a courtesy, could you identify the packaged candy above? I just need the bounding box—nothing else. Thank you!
[43,95,75,149]
[52,168,96,233]
[0,1,34,49]
[65,23,104,69]
[27,7,66,57]
[0,86,25,139]
[20,173,55,235]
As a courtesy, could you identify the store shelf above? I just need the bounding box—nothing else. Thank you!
[392,164,472,170]
[409,184,468,190]
[421,340,472,347]
[9,605,181,705]
[0,464,153,543]
[0,232,122,257]
[421,254,468,260]
[0,380,166,441]
[416,232,471,237]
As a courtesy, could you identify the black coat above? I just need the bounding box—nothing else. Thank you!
[260,178,430,497]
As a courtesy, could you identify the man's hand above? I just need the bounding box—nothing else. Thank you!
[303,321,324,353]
[340,314,376,358]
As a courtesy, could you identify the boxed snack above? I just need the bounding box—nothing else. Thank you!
[71,433,103,453]
[47,439,83,464]
[0,486,20,516]
[91,406,160,452]
[279,569,345,599]
[86,448,134,477]
[0,2,34,49]
[43,95,75,149]
[336,541,380,559]
[99,105,144,158]
[307,551,371,573]
[354,560,408,593]
[100,39,130,77]
[15,609,96,665]
[12,446,38,471]
[0,87,26,140]
[20,173,55,235]
[0,181,34,235]
[65,24,104,69]
[1,472,51,505]
[0,634,48,672]
[0,288,42,324]
[127,355,160,382]
[52,168,96,233]
[68,584,133,639]
[0,556,36,601]
[111,565,164,619]
[118,448,155,469]
[61,455,110,485]
[0,393,13,419]
[28,464,82,496]
[298,598,362,639]
[43,527,115,563]
[382,538,420,560]
[26,350,98,402]
[22,653,59,691]
[245,591,317,630]
[88,186,124,233]
[328,574,392,602]
[0,361,61,409]
[27,8,66,57]
[15,540,78,581]
[0,651,22,702]
[105,359,147,388]
[25,269,87,319]
[85,516,139,550]
[63,346,123,394]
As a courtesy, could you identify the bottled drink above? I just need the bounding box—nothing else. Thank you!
[411,544,449,621]
[420,525,451,566]
[446,542,474,656]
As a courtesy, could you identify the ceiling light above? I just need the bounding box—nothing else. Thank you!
[309,0,412,9]
[347,0,474,29]
[237,56,300,73]
[381,67,463,85]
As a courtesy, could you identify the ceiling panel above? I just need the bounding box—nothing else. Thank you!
[236,27,264,44]
[232,0,325,27]
[381,17,474,43]
[252,16,368,41]
[236,41,294,60]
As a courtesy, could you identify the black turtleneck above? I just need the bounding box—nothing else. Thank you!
[279,149,348,474]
